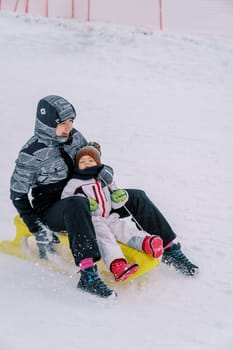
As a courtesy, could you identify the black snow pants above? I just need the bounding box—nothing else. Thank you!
[113,189,176,247]
[40,189,176,266]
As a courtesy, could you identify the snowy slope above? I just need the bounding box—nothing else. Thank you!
[0,12,233,350]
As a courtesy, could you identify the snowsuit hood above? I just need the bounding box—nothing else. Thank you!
[34,95,76,143]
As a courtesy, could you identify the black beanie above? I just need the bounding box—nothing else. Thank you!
[36,95,76,128]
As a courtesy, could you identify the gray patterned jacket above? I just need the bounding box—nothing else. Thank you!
[10,95,88,233]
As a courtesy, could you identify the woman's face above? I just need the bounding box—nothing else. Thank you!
[55,119,73,137]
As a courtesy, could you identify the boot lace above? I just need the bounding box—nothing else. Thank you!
[163,243,198,275]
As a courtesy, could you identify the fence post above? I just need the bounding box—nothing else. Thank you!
[45,0,48,17]
[87,0,91,21]
[14,0,20,12]
[25,0,29,14]
[71,0,75,18]
[159,0,163,30]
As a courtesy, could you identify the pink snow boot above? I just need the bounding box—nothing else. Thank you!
[142,235,164,258]
[110,258,139,282]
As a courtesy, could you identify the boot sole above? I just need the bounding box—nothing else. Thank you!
[149,236,164,258]
[115,264,139,282]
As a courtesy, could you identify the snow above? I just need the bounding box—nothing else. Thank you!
[0,12,233,350]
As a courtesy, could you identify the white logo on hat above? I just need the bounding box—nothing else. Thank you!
[40,108,46,115]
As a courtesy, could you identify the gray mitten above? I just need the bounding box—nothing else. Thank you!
[98,165,114,186]
[35,222,60,259]
[87,141,101,155]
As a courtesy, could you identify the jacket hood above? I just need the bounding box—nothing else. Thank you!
[34,95,76,143]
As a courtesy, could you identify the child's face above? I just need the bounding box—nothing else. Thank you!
[78,155,97,169]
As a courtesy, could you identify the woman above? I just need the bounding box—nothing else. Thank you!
[10,95,198,299]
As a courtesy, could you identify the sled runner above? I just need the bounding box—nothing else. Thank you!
[0,215,160,282]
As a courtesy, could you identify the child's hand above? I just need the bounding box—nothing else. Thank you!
[111,189,128,203]
[88,198,98,211]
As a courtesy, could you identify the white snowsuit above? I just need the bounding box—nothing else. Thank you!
[61,176,147,270]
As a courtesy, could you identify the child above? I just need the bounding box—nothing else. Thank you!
[61,145,163,282]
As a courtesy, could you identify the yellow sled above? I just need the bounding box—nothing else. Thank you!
[0,215,160,282]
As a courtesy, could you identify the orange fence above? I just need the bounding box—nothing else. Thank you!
[1,0,233,36]
[0,0,163,29]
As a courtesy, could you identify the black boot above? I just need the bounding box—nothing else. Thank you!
[77,265,117,298]
[162,243,199,276]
